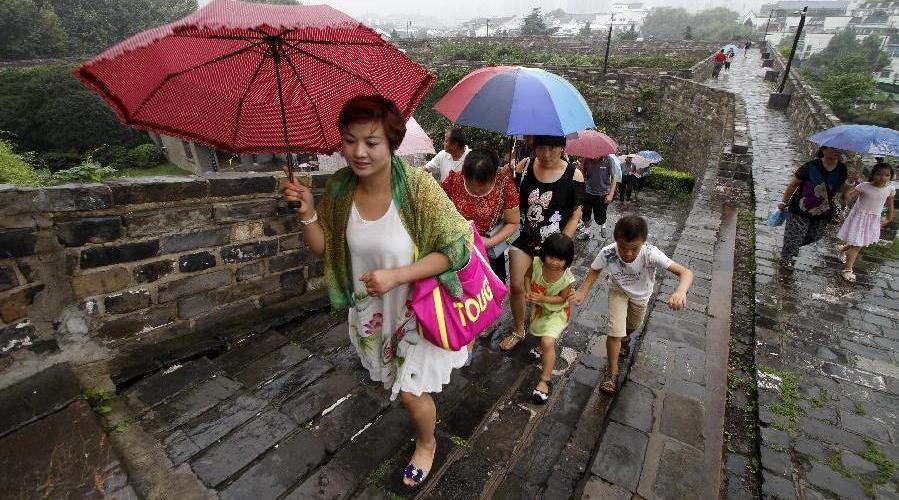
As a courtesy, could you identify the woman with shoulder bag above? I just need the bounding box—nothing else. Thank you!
[283,96,472,489]
[777,146,855,271]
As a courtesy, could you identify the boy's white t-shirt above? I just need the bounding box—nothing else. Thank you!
[590,242,674,303]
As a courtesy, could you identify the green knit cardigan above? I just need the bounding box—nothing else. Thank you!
[317,156,472,310]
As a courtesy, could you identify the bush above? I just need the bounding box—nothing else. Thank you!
[125,143,165,169]
[90,144,129,168]
[0,139,45,186]
[51,160,117,183]
[39,151,83,172]
[647,165,695,196]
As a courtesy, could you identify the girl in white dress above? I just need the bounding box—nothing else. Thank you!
[838,163,895,282]
[283,96,472,488]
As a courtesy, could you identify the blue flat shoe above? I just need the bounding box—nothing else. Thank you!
[403,463,429,488]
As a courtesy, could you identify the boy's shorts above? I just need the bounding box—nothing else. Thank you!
[607,286,648,338]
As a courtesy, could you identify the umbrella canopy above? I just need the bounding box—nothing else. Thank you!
[565,130,617,159]
[74,0,434,155]
[637,150,663,163]
[434,66,594,137]
[617,154,652,170]
[721,44,741,53]
[395,117,436,156]
[808,124,899,157]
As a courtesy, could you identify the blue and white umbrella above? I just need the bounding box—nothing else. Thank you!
[721,44,741,54]
[637,150,663,163]
[808,125,899,157]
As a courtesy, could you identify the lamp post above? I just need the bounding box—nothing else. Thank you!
[486,19,490,37]
[602,13,615,74]
[769,6,807,107]
[764,8,773,38]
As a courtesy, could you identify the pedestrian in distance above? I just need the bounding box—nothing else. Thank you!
[577,155,617,241]
[571,215,693,394]
[725,49,735,72]
[523,233,576,404]
[712,49,726,79]
[837,162,894,282]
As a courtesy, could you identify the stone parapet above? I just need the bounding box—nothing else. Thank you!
[0,171,328,388]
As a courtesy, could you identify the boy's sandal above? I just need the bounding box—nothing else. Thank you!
[499,329,526,351]
[841,269,857,283]
[531,378,552,405]
[600,369,619,395]
[528,347,542,361]
[403,463,429,488]
[619,337,631,358]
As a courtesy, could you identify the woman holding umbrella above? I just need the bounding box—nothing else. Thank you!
[499,135,585,351]
[284,96,471,488]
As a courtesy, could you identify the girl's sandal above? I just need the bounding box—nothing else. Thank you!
[499,329,526,351]
[599,369,619,395]
[528,347,542,361]
[841,269,857,283]
[531,378,552,405]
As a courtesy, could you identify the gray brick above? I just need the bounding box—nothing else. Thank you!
[0,263,19,292]
[213,200,277,223]
[0,229,36,258]
[157,270,231,303]
[191,410,295,487]
[591,421,648,492]
[220,240,278,264]
[177,293,216,319]
[159,227,229,253]
[761,471,796,499]
[55,217,123,247]
[609,382,655,433]
[805,462,867,499]
[653,438,704,499]
[33,183,111,212]
[103,289,151,314]
[132,259,176,284]
[208,174,277,198]
[97,303,176,339]
[108,176,208,205]
[80,240,159,269]
[235,261,263,281]
[660,392,705,448]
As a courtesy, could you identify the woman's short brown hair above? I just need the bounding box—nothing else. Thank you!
[337,95,407,151]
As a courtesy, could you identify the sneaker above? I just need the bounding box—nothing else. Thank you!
[576,226,591,240]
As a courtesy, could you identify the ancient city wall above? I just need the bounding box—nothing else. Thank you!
[0,173,325,387]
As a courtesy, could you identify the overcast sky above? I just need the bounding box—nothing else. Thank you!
[198,0,769,20]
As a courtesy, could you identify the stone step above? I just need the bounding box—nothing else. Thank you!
[0,363,82,438]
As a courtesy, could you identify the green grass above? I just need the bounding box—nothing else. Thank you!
[758,367,805,432]
[112,162,192,178]
[449,436,468,448]
[854,401,867,416]
[864,238,899,261]
[861,438,897,483]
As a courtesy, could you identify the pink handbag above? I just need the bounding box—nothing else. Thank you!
[411,222,507,351]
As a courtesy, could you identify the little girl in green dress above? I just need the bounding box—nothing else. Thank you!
[525,233,576,404]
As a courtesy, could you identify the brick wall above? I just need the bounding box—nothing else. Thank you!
[0,172,324,386]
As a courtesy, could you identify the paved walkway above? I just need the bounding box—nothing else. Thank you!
[712,50,899,499]
[0,192,689,500]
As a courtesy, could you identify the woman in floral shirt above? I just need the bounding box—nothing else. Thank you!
[442,148,521,282]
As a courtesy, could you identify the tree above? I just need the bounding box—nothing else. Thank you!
[804,30,892,79]
[683,25,693,40]
[0,65,145,152]
[617,25,638,41]
[521,8,556,36]
[0,0,67,59]
[580,21,591,36]
[641,7,691,40]
[815,72,878,111]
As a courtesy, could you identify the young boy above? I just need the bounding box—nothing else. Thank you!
[571,215,693,394]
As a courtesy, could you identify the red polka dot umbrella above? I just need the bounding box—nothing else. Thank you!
[74,0,434,179]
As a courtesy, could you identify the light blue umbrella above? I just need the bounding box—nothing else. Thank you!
[808,125,899,156]
[637,150,663,163]
[721,44,741,53]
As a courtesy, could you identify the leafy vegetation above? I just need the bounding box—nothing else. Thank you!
[641,7,752,41]
[647,165,695,196]
[0,0,197,60]
[520,8,557,37]
[0,65,146,153]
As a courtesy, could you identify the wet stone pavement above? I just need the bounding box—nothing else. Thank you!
[5,193,684,499]
[711,50,899,499]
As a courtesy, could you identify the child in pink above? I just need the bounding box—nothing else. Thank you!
[837,163,895,282]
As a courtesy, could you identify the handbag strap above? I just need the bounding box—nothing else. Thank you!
[489,168,509,229]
